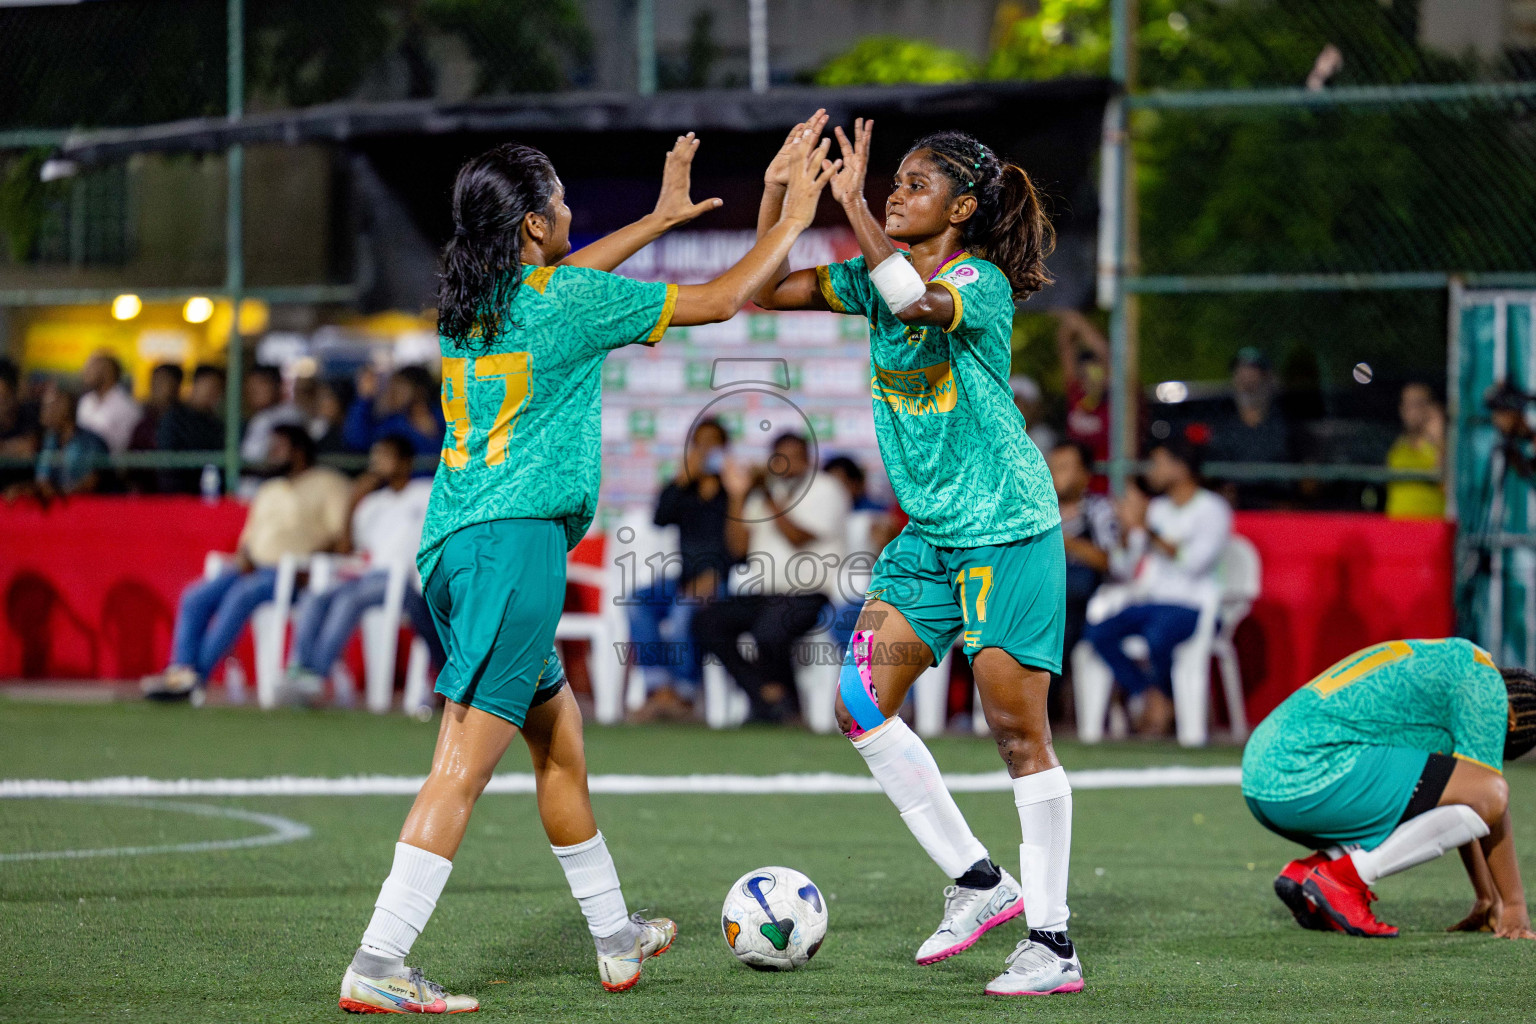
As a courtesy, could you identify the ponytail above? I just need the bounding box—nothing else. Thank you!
[438,143,560,353]
[906,131,1056,300]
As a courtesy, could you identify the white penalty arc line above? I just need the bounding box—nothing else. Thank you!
[0,799,313,862]
[0,765,1243,800]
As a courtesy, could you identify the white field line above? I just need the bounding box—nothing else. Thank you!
[0,765,1242,799]
[0,799,312,862]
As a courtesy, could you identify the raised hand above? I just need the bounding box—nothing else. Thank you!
[780,132,839,230]
[830,117,873,207]
[765,110,828,188]
[653,133,723,228]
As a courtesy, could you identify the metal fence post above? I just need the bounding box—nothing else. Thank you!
[223,0,245,493]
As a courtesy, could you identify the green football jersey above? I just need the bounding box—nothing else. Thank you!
[417,263,677,583]
[817,253,1059,548]
[1242,638,1508,802]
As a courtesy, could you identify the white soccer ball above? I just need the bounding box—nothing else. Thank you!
[720,866,828,971]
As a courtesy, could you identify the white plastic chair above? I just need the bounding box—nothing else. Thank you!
[1072,578,1221,747]
[559,511,664,724]
[205,550,298,710]
[307,554,433,715]
[1211,535,1262,739]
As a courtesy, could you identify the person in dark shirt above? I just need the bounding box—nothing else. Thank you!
[1207,347,1292,508]
[156,365,226,493]
[0,357,41,490]
[127,363,184,492]
[6,385,108,501]
[343,365,445,458]
[630,418,731,722]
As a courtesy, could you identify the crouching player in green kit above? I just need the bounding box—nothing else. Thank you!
[337,131,839,1013]
[1243,638,1536,939]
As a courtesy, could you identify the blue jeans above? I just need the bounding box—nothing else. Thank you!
[170,569,278,678]
[627,576,707,696]
[1084,603,1200,697]
[292,570,444,676]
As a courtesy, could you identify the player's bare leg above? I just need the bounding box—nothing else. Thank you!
[522,685,676,990]
[342,701,515,1014]
[974,650,1082,996]
[835,600,1022,965]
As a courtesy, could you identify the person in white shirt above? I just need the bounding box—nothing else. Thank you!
[1085,436,1233,735]
[286,435,441,700]
[76,351,141,454]
[694,432,850,724]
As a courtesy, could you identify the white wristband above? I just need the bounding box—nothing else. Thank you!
[869,254,926,313]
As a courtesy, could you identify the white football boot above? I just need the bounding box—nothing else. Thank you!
[915,870,1024,965]
[338,964,479,1014]
[597,912,677,992]
[984,937,1084,996]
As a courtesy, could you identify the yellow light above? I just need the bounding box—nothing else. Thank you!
[183,296,214,324]
[237,298,269,335]
[111,294,142,320]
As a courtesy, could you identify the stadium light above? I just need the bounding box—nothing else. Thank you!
[1155,380,1189,403]
[183,296,214,324]
[111,294,142,321]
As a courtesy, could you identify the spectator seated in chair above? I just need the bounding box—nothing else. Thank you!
[141,425,351,701]
[693,432,849,725]
[629,418,732,723]
[0,357,42,491]
[1084,435,1232,736]
[284,435,442,704]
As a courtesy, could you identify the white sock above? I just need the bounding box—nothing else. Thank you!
[359,842,454,960]
[1014,766,1073,933]
[552,831,635,951]
[851,717,989,879]
[1351,805,1489,885]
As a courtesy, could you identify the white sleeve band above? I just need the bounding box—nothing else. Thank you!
[868,254,927,313]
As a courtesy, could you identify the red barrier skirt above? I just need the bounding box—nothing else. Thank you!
[1232,511,1455,724]
[0,500,1456,728]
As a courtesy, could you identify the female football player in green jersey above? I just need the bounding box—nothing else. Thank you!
[1243,638,1536,940]
[338,131,838,1015]
[754,113,1079,996]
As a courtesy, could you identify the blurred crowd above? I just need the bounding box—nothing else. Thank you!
[0,352,444,500]
[1,314,1450,730]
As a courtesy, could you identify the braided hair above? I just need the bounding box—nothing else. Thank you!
[438,143,561,353]
[904,131,1055,300]
[1502,666,1536,761]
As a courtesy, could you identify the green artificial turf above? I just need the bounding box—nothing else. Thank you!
[3,701,1535,1023]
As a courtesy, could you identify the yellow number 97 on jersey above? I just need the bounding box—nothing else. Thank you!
[440,353,532,469]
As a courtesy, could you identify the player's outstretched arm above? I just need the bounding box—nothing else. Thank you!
[830,119,955,330]
[753,111,834,312]
[671,133,839,326]
[1483,807,1534,939]
[560,133,722,273]
[1450,838,1502,932]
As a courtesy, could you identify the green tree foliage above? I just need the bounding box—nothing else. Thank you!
[815,37,979,87]
[814,0,1534,384]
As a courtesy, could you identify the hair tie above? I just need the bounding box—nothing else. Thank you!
[453,225,470,239]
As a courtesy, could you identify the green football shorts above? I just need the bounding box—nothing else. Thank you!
[865,523,1066,674]
[425,518,568,727]
[1245,745,1431,851]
